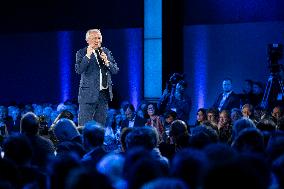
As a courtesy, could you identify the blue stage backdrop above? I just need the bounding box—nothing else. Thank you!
[0,28,143,108]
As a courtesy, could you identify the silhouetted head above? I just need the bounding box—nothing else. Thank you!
[20,112,39,135]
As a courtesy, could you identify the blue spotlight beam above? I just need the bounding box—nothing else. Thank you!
[125,29,143,109]
[57,31,72,103]
[193,27,208,109]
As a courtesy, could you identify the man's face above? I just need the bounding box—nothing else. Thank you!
[253,84,262,94]
[165,116,174,124]
[222,80,232,93]
[207,113,215,122]
[244,81,252,93]
[197,111,206,122]
[86,31,102,49]
[272,107,281,120]
[125,108,134,120]
[242,107,252,118]
[219,112,229,126]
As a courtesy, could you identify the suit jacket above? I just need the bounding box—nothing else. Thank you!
[75,47,119,104]
[121,116,147,130]
[213,91,240,111]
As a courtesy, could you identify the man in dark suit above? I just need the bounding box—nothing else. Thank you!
[121,104,147,130]
[212,78,240,112]
[75,29,119,126]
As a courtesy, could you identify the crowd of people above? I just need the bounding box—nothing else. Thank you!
[0,68,284,189]
[0,74,284,188]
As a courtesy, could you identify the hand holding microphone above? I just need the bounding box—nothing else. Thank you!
[97,47,110,66]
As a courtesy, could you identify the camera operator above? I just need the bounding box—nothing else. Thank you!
[260,43,284,111]
[158,73,192,124]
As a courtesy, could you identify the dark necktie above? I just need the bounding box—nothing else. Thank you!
[95,49,108,88]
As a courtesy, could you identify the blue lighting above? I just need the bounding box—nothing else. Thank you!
[125,29,143,109]
[192,27,208,109]
[144,39,162,98]
[57,31,72,103]
[144,0,162,38]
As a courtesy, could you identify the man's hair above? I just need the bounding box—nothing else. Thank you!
[123,104,135,112]
[120,127,133,152]
[126,126,159,150]
[223,77,232,83]
[83,121,105,147]
[231,108,243,119]
[164,110,177,120]
[231,127,265,153]
[85,29,102,41]
[206,108,219,119]
[20,112,39,135]
[242,104,254,111]
[53,118,80,142]
[170,120,188,137]
[3,133,33,165]
[232,118,256,141]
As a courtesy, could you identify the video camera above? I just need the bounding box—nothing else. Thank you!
[166,73,184,91]
[268,43,283,74]
[169,73,184,85]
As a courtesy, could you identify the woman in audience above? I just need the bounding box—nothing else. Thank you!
[145,103,164,143]
[218,110,232,143]
[194,108,207,126]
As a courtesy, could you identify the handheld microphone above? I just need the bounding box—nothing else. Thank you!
[95,47,108,68]
[97,47,103,55]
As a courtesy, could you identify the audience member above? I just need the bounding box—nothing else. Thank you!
[239,79,254,107]
[194,108,207,126]
[217,110,232,143]
[81,121,107,168]
[51,118,85,158]
[252,81,264,107]
[230,108,242,124]
[121,103,147,130]
[206,108,219,129]
[158,80,191,123]
[20,112,55,171]
[212,77,240,112]
[145,103,164,142]
[170,148,208,189]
